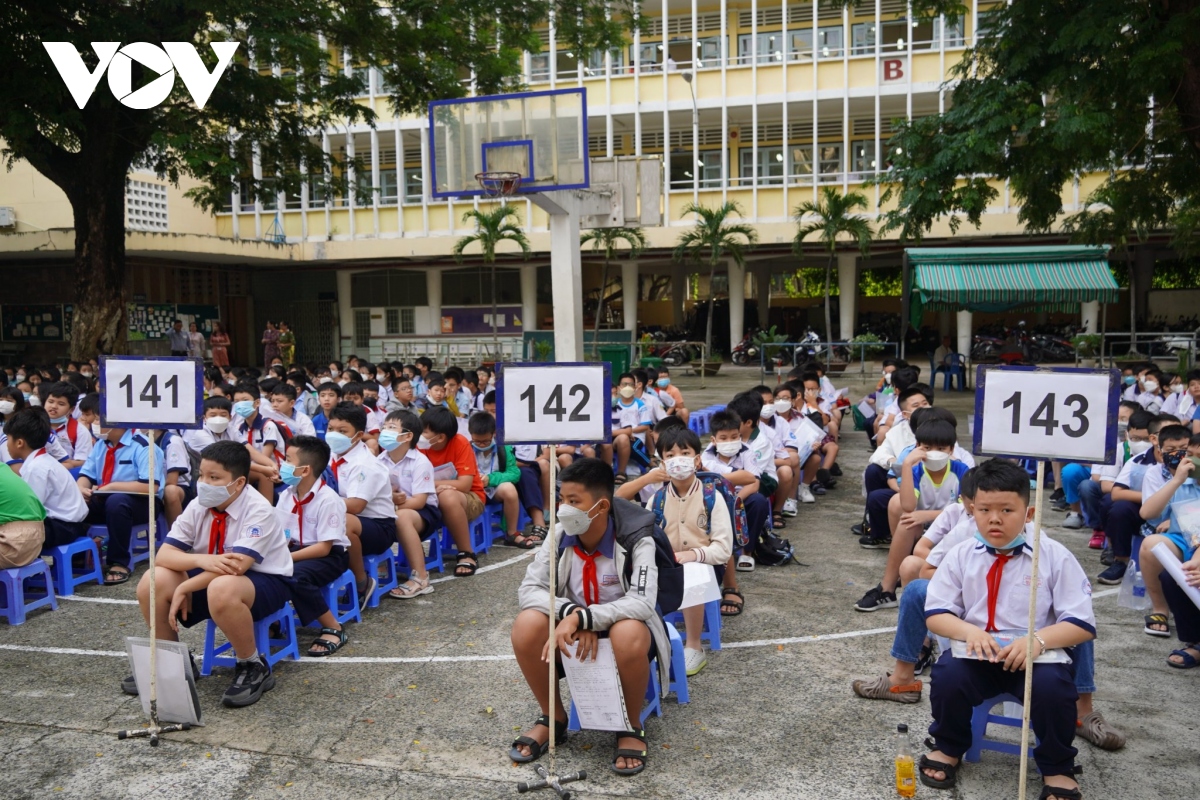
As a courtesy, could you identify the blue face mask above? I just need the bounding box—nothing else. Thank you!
[279,462,304,487]
[325,430,354,455]
[50,415,69,425]
[657,378,670,388]
[378,430,405,452]
[472,441,495,453]
[1123,375,1136,386]
[232,400,256,419]
[975,529,1026,552]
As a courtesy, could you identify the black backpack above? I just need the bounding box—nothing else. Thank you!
[756,530,795,567]
[613,505,684,615]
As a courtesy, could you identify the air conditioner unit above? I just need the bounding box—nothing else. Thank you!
[0,207,14,229]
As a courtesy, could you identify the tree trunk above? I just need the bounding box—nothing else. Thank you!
[704,259,717,356]
[823,252,834,362]
[68,172,129,361]
[594,257,609,338]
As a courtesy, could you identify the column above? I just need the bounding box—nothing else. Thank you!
[426,267,442,335]
[336,269,354,360]
[671,266,688,329]
[956,310,972,359]
[728,260,745,355]
[938,311,951,337]
[837,253,858,342]
[520,264,538,332]
[752,265,771,330]
[621,259,639,333]
[550,212,584,361]
[1081,301,1100,334]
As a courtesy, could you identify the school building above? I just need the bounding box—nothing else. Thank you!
[0,0,1172,366]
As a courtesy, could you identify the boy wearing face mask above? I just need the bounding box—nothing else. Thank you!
[611,373,652,484]
[416,376,450,414]
[276,435,351,657]
[1160,372,1191,420]
[776,383,823,504]
[468,412,528,548]
[798,374,839,494]
[261,383,316,437]
[510,458,670,776]
[655,367,687,425]
[420,408,486,577]
[702,409,769,576]
[312,382,343,440]
[124,441,294,709]
[324,403,397,608]
[184,397,237,455]
[1096,410,1157,585]
[230,384,285,502]
[648,426,732,677]
[753,385,801,522]
[40,382,90,469]
[379,411,442,599]
[1133,368,1167,415]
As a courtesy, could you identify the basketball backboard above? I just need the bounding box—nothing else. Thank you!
[429,88,589,199]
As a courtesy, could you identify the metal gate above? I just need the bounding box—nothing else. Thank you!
[289,300,336,367]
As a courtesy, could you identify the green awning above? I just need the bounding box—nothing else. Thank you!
[907,245,1119,328]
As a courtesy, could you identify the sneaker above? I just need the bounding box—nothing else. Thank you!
[122,651,200,695]
[854,584,898,612]
[1088,531,1106,549]
[851,523,864,537]
[851,673,922,703]
[914,639,939,675]
[830,463,843,477]
[859,534,892,550]
[1052,498,1071,512]
[1063,512,1084,529]
[796,484,815,504]
[809,481,827,497]
[1097,561,1128,585]
[736,554,755,572]
[1100,546,1115,566]
[1050,487,1065,501]
[683,646,708,677]
[222,655,275,708]
[782,498,799,517]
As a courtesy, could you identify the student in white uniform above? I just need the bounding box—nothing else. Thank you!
[183,397,238,454]
[264,382,316,437]
[379,410,443,600]
[4,408,89,547]
[919,459,1094,798]
[230,384,286,501]
[277,435,352,657]
[610,372,653,482]
[126,440,295,709]
[41,382,92,468]
[325,402,397,607]
[153,428,193,525]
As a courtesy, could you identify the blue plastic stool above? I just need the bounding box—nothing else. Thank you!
[129,514,169,567]
[568,657,663,732]
[665,621,689,704]
[396,533,446,576]
[486,503,505,544]
[964,693,1038,764]
[202,603,301,676]
[324,569,362,626]
[0,560,58,624]
[43,537,104,596]
[663,599,722,651]
[441,516,491,557]
[362,549,399,608]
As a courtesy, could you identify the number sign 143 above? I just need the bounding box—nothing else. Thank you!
[1000,391,1089,438]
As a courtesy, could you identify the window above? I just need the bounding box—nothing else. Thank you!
[441,266,521,306]
[350,269,429,307]
[400,308,416,334]
[354,309,370,349]
[630,42,661,72]
[934,16,965,48]
[126,180,169,232]
[790,26,844,60]
[586,48,623,77]
[669,151,722,189]
[851,23,875,55]
[384,308,417,334]
[404,168,424,202]
[974,10,1000,42]
[739,146,785,186]
[789,144,842,182]
[851,140,877,174]
[385,308,400,334]
[738,32,787,65]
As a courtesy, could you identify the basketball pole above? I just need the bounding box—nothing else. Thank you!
[1016,459,1046,800]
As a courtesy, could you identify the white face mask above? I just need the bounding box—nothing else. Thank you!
[759,404,775,419]
[91,421,103,438]
[924,450,951,470]
[206,416,230,434]
[715,440,742,457]
[0,400,14,416]
[417,434,433,450]
[883,372,892,384]
[1143,380,1159,393]
[558,500,602,538]
[1171,384,1184,394]
[1128,440,1153,456]
[665,456,696,481]
[197,479,239,509]
[773,398,792,415]
[618,385,636,399]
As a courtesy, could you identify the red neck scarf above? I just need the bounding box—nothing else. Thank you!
[100,441,125,485]
[573,545,602,606]
[208,509,230,555]
[984,552,1013,633]
[290,481,322,545]
[331,457,345,482]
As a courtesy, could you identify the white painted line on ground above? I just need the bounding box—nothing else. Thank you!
[0,644,125,658]
[58,595,139,605]
[723,626,897,648]
[428,550,534,584]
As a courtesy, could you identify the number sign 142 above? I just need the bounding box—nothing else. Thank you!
[519,384,591,423]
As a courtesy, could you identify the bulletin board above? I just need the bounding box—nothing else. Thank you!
[1,304,66,341]
[127,303,179,341]
[175,304,222,339]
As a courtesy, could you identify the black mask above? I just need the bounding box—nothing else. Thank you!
[1164,451,1185,471]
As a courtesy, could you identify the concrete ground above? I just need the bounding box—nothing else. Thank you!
[2,363,1197,800]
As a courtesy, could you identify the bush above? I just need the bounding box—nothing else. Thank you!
[848,332,886,361]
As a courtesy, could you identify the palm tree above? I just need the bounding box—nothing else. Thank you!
[793,187,874,360]
[672,202,758,357]
[453,205,532,359]
[581,227,647,341]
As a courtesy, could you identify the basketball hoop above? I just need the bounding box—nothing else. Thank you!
[476,171,523,198]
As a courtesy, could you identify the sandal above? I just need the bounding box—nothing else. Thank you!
[388,576,434,599]
[527,525,549,541]
[103,565,131,585]
[772,516,787,530]
[611,728,648,776]
[720,588,744,617]
[1075,711,1126,750]
[1167,643,1200,669]
[917,753,959,789]
[509,715,568,764]
[1039,783,1083,800]
[613,474,628,486]
[454,551,478,577]
[501,531,538,550]
[307,627,347,657]
[1144,612,1171,638]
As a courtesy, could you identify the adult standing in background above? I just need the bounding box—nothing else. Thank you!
[210,322,231,368]
[168,319,189,357]
[277,321,296,369]
[261,320,281,367]
[187,322,206,361]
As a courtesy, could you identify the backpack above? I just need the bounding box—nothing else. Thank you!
[650,472,751,552]
[612,501,685,615]
[756,530,795,566]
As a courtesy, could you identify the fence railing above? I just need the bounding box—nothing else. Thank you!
[757,340,900,382]
[1085,331,1199,371]
[379,336,524,367]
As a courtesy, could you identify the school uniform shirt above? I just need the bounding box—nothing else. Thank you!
[365,408,387,434]
[183,422,237,455]
[819,375,838,403]
[473,444,502,499]
[759,416,798,460]
[51,418,93,463]
[925,516,994,571]
[870,419,915,469]
[748,428,779,482]
[258,403,316,438]
[700,442,756,475]
[612,398,652,443]
[1122,383,1139,401]
[0,428,70,465]
[378,447,439,509]
[20,448,88,523]
[80,430,166,498]
[163,487,293,576]
[926,532,1095,636]
[1092,441,1132,483]
[161,433,191,488]
[640,389,669,423]
[1136,390,1165,414]
[1114,448,1157,493]
[907,459,971,511]
[1161,390,1193,420]
[232,414,286,461]
[923,502,969,548]
[276,481,350,549]
[891,444,977,479]
[563,521,624,608]
[330,441,396,519]
[514,445,541,463]
[312,411,331,439]
[660,478,733,566]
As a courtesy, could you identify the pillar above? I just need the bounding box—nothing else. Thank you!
[752,265,772,330]
[1081,301,1100,334]
[336,269,354,360]
[956,310,972,359]
[549,211,584,361]
[621,259,639,333]
[426,267,442,335]
[728,260,746,354]
[938,311,952,338]
[837,253,858,342]
[671,266,688,329]
[520,264,538,332]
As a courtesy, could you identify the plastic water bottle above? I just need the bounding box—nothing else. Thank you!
[895,723,916,797]
[1132,570,1147,601]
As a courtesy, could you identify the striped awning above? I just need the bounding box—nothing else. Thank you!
[907,246,1119,328]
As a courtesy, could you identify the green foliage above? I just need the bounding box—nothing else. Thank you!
[581,227,646,261]
[792,187,875,259]
[879,0,1200,251]
[849,332,886,361]
[1070,334,1101,357]
[453,205,532,263]
[673,202,758,352]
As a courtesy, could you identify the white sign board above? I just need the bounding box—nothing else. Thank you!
[100,356,204,430]
[973,366,1120,463]
[496,362,611,445]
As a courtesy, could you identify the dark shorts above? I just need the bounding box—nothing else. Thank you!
[356,516,396,555]
[553,618,657,679]
[179,569,294,628]
[416,506,444,540]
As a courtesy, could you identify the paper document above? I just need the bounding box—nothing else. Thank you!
[680,563,722,609]
[950,631,1072,664]
[857,399,875,419]
[561,639,631,732]
[431,462,459,481]
[1152,543,1200,612]
[125,637,203,726]
[792,417,827,451]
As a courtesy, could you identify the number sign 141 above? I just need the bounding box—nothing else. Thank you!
[497,363,611,445]
[100,356,204,430]
[974,367,1119,463]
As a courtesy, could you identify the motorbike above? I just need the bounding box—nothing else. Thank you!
[1032,333,1075,363]
[731,332,759,366]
